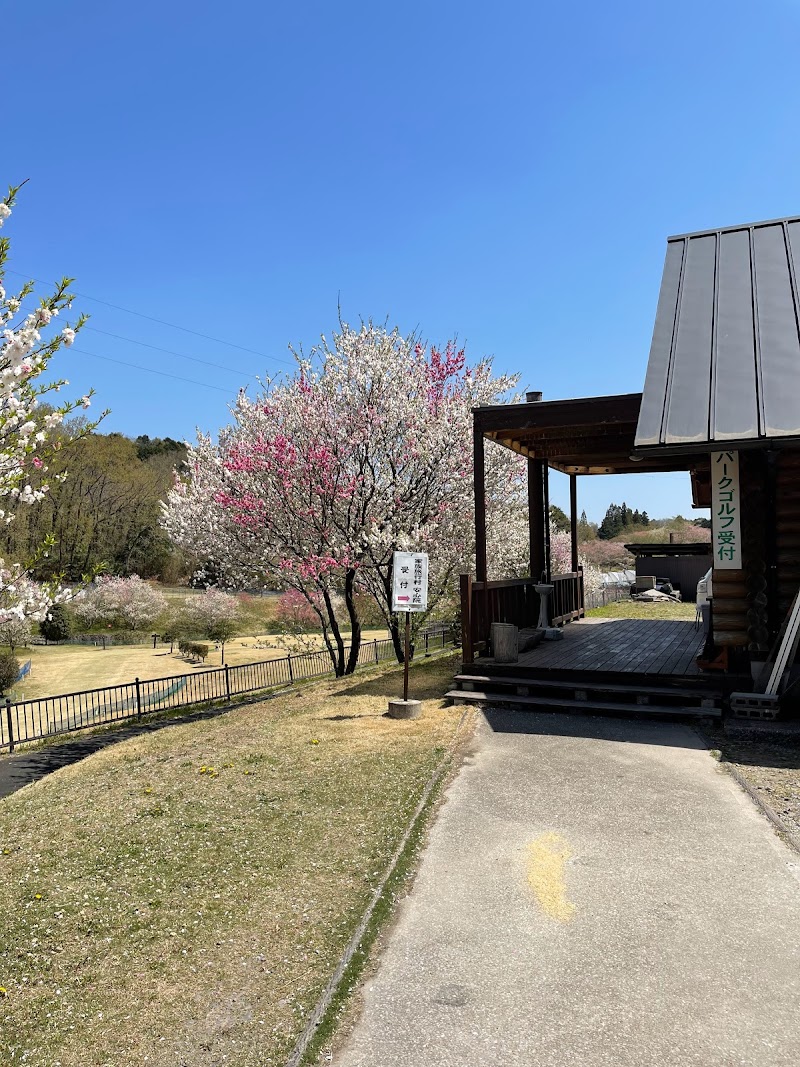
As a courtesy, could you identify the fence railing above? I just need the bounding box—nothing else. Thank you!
[584,583,631,610]
[460,571,589,662]
[1,629,456,753]
[550,571,585,626]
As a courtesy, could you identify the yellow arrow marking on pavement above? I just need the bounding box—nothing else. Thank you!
[527,832,576,922]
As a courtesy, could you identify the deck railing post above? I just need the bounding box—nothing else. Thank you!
[135,678,142,720]
[460,573,473,664]
[5,698,14,754]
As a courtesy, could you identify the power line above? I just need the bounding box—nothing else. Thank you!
[83,326,263,379]
[3,267,295,366]
[73,346,238,394]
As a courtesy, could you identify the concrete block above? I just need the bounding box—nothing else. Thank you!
[387,699,422,720]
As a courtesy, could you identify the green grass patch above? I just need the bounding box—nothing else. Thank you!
[0,655,473,1067]
[586,599,696,621]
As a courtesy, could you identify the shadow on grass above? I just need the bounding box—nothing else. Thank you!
[328,656,457,704]
[0,699,278,801]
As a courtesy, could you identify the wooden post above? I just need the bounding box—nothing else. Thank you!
[528,458,546,581]
[403,611,411,701]
[569,474,579,574]
[224,664,231,700]
[460,573,473,664]
[473,425,488,584]
[543,462,551,580]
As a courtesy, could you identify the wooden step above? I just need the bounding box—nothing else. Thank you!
[454,674,722,704]
[445,690,722,719]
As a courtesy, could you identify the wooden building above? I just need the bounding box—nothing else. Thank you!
[455,216,800,718]
[624,543,712,602]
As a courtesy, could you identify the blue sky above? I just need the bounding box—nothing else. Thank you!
[6,0,800,521]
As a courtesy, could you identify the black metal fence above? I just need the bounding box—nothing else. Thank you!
[1,629,455,752]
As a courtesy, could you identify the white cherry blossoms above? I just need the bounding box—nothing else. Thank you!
[0,181,105,622]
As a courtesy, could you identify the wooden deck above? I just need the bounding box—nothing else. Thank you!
[513,618,706,678]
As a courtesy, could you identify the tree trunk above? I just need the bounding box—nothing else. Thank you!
[321,586,346,676]
[343,569,361,674]
[389,615,404,664]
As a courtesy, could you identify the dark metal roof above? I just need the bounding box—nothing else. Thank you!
[623,542,712,558]
[635,216,800,451]
[474,393,709,474]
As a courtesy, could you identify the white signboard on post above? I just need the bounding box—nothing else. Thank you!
[711,450,742,570]
[391,551,429,613]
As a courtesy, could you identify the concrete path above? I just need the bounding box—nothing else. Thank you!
[333,711,800,1067]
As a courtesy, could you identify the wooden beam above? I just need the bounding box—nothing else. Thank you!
[474,425,487,583]
[570,474,579,573]
[528,458,546,581]
[473,393,643,435]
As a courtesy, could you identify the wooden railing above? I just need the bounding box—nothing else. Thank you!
[460,570,585,663]
[551,570,585,626]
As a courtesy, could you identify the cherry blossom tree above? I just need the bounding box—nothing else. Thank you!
[0,181,105,624]
[180,588,241,663]
[73,575,167,631]
[163,321,527,674]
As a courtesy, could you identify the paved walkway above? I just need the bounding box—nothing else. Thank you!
[334,711,800,1067]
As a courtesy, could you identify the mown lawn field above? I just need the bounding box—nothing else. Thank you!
[11,629,390,703]
[0,655,473,1067]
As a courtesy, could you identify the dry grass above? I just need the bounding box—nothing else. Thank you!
[0,655,474,1067]
[11,630,389,703]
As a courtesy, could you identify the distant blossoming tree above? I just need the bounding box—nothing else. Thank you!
[163,321,528,674]
[73,575,167,631]
[0,181,105,623]
[180,587,241,663]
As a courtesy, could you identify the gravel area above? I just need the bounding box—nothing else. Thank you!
[703,727,800,838]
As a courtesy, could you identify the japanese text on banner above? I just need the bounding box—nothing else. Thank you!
[711,451,741,570]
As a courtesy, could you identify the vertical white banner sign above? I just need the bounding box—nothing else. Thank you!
[391,551,429,612]
[711,450,742,570]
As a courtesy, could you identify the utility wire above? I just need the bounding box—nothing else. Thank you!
[73,346,238,394]
[82,326,263,379]
[4,267,295,366]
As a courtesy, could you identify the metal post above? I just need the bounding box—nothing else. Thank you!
[288,655,294,683]
[403,611,411,702]
[374,639,379,664]
[5,698,14,754]
[224,664,231,700]
[135,678,142,720]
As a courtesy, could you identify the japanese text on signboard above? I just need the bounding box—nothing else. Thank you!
[711,451,741,570]
[391,551,429,613]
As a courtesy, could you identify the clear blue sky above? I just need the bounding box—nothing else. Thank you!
[6,1,800,521]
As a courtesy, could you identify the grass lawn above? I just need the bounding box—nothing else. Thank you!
[0,655,473,1067]
[10,629,390,703]
[586,599,697,621]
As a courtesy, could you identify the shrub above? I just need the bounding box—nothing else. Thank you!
[0,651,20,694]
[39,604,72,643]
[178,640,209,662]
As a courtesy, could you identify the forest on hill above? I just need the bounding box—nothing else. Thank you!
[0,425,187,582]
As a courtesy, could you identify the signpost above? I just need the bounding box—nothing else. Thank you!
[389,551,429,715]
